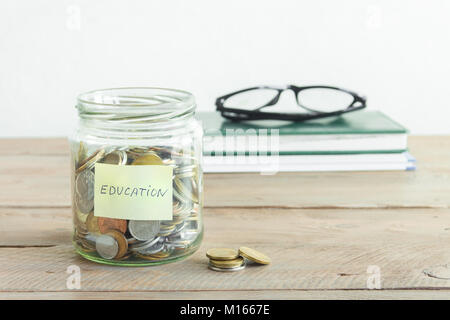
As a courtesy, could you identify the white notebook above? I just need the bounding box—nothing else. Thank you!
[203,152,416,173]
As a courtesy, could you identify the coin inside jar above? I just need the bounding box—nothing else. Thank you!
[71,88,204,266]
[129,236,161,252]
[136,239,165,255]
[95,234,119,260]
[76,210,89,225]
[98,217,127,234]
[106,230,128,259]
[76,142,87,164]
[76,149,105,174]
[132,153,163,165]
[100,150,127,165]
[128,220,161,241]
[136,251,170,261]
[75,169,95,214]
[86,212,100,233]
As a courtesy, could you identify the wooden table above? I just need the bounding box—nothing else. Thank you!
[1,136,450,299]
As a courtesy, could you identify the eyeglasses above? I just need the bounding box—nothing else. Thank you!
[215,85,366,121]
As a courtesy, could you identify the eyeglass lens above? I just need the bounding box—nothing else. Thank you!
[223,87,355,113]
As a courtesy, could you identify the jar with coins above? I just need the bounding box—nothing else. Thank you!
[70,87,203,266]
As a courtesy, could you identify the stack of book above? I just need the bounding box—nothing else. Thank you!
[196,111,415,173]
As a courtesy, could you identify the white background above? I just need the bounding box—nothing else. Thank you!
[1,0,449,137]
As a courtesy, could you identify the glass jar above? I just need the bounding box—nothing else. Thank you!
[70,87,203,266]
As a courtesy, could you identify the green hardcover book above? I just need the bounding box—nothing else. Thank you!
[196,110,408,155]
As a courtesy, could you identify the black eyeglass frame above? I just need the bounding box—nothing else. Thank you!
[215,85,366,121]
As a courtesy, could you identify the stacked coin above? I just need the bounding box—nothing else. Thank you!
[72,143,202,264]
[206,247,270,272]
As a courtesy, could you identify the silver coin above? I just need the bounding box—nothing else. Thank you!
[174,177,198,204]
[208,262,246,272]
[75,169,95,213]
[157,229,175,237]
[167,229,198,242]
[173,201,192,219]
[129,236,161,252]
[173,186,195,206]
[84,233,98,244]
[157,223,177,236]
[172,155,197,167]
[165,240,190,250]
[185,219,199,231]
[137,239,165,255]
[166,232,183,242]
[164,222,187,239]
[174,221,187,232]
[128,220,161,241]
[100,150,127,165]
[95,234,118,259]
[174,165,196,176]
[173,187,188,204]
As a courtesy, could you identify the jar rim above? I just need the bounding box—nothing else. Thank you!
[78,87,194,106]
[76,87,196,121]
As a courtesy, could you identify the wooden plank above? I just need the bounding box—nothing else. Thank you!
[3,290,450,300]
[2,207,450,295]
[1,137,448,299]
[0,138,69,156]
[204,135,450,208]
[0,136,449,208]
[0,155,70,207]
[0,207,70,247]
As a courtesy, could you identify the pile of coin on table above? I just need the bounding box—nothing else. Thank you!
[72,142,202,264]
[206,247,270,272]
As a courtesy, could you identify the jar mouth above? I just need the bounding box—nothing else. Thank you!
[77,87,196,123]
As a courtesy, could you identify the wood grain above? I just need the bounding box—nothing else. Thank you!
[2,136,450,299]
[0,136,449,208]
[0,155,70,207]
[2,207,450,295]
[0,138,69,156]
[3,290,450,300]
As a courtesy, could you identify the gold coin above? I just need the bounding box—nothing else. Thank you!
[74,210,88,233]
[76,210,89,224]
[151,251,170,258]
[117,253,132,261]
[127,147,150,156]
[105,230,128,259]
[77,240,96,253]
[76,149,105,174]
[132,153,163,165]
[135,251,170,260]
[239,246,271,265]
[75,224,88,237]
[206,248,239,261]
[76,142,87,164]
[210,257,244,269]
[160,223,177,231]
[86,212,100,233]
